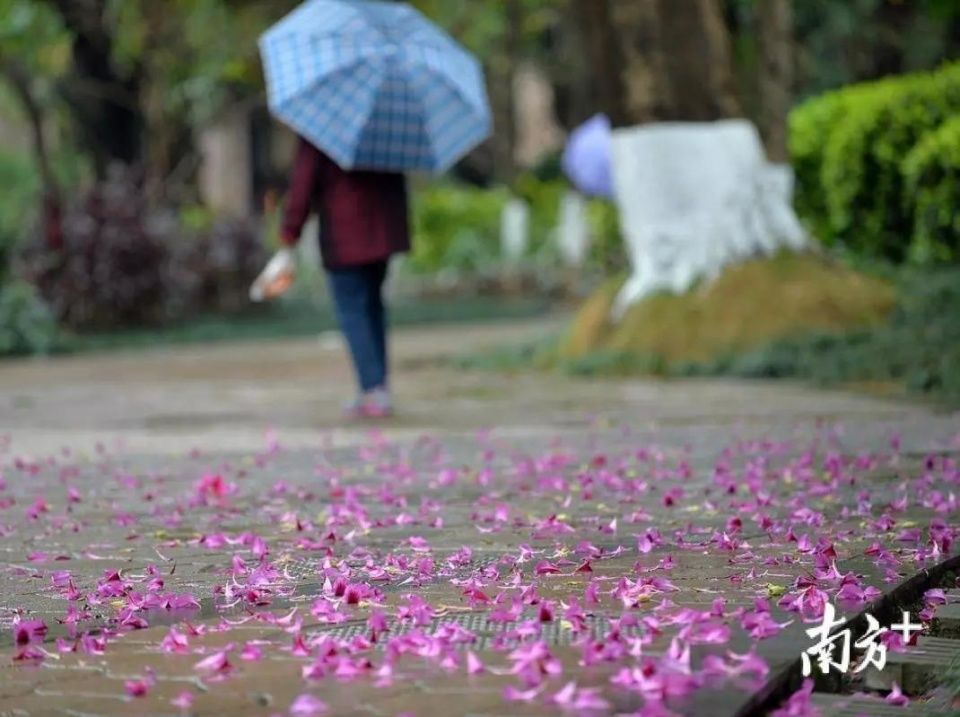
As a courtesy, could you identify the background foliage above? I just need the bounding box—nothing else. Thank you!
[790,61,960,265]
[1,0,960,362]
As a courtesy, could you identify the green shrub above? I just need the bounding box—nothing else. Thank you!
[514,174,564,255]
[902,115,960,264]
[19,167,174,329]
[790,88,854,241]
[585,199,626,274]
[409,179,625,279]
[20,168,267,330]
[724,268,960,401]
[790,77,904,244]
[0,280,59,356]
[789,61,960,264]
[825,63,960,262]
[409,184,508,274]
[0,151,40,277]
[463,266,960,403]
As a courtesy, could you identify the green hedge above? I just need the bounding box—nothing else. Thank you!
[0,151,40,275]
[790,88,855,241]
[409,184,509,274]
[789,62,960,264]
[903,115,960,264]
[408,180,625,276]
[0,280,59,356]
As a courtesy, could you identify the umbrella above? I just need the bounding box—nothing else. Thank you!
[562,114,614,199]
[259,0,492,174]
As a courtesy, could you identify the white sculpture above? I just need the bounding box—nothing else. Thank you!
[609,119,807,318]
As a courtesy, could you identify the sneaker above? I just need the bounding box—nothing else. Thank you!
[342,395,367,420]
[342,389,394,420]
[361,388,393,419]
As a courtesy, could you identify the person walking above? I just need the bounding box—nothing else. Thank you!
[256,2,492,417]
[268,135,410,419]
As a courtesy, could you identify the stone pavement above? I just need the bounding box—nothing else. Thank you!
[0,318,958,717]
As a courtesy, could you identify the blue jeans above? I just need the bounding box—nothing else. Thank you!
[327,260,389,393]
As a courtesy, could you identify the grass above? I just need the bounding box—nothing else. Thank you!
[559,252,896,364]
[457,256,960,405]
[57,296,551,355]
[705,266,960,400]
[942,654,960,715]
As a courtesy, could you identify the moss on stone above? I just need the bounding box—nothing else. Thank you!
[559,252,896,364]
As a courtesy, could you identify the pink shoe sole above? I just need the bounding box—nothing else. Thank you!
[342,404,394,420]
[361,404,393,419]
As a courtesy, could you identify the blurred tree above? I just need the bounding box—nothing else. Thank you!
[0,0,71,247]
[41,0,144,175]
[573,0,742,127]
[3,0,295,194]
[792,0,960,98]
[569,0,631,125]
[105,0,295,198]
[757,0,793,162]
[409,0,562,182]
[7,0,960,198]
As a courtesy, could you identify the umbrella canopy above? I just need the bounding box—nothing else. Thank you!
[259,0,491,174]
[562,114,614,199]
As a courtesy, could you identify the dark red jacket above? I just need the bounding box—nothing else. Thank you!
[280,137,410,269]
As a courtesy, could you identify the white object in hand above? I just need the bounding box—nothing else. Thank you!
[249,248,296,302]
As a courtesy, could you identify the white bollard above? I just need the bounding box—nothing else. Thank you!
[500,197,530,265]
[556,191,590,268]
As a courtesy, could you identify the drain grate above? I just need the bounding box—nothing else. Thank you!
[810,693,936,717]
[306,613,629,650]
[863,636,960,694]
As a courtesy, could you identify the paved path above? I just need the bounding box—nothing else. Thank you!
[0,319,957,716]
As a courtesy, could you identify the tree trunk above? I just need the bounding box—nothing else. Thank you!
[489,0,523,183]
[757,0,794,162]
[655,0,741,121]
[138,0,200,202]
[45,0,144,176]
[0,57,63,249]
[574,0,741,127]
[871,0,915,78]
[570,0,632,125]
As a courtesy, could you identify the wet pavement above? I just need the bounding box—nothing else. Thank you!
[0,319,958,716]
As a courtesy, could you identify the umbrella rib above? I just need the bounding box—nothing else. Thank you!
[274,60,387,170]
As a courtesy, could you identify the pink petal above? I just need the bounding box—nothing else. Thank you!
[535,560,561,575]
[885,682,909,707]
[552,681,577,706]
[289,694,328,716]
[194,649,232,675]
[240,642,263,661]
[171,691,194,710]
[160,626,190,653]
[124,679,150,698]
[466,651,485,675]
[13,645,46,662]
[504,685,544,702]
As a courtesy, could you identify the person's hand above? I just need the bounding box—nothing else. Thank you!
[249,248,297,302]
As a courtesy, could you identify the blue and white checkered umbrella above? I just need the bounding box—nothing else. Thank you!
[259,0,492,174]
